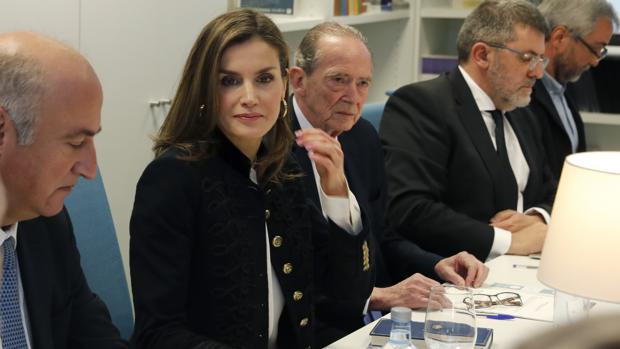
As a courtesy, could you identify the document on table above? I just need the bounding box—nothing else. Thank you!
[474,285,555,322]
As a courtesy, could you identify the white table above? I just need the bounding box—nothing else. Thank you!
[324,255,620,348]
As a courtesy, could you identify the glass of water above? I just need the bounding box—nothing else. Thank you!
[424,284,476,349]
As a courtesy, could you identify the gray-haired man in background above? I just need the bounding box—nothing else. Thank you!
[529,0,618,179]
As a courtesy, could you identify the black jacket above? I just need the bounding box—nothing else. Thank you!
[130,136,371,349]
[17,209,128,349]
[380,68,556,261]
[528,79,586,180]
[291,99,442,345]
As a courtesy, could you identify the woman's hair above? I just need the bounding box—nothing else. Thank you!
[154,8,292,184]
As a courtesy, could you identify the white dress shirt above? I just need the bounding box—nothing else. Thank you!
[459,66,550,260]
[0,224,33,349]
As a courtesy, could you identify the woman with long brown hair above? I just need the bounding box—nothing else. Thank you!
[129,9,371,349]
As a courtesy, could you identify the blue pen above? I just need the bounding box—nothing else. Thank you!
[485,314,515,320]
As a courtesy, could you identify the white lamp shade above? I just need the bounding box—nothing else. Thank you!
[538,152,620,303]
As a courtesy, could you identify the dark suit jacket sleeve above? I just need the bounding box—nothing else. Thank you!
[129,157,233,349]
[381,231,442,282]
[347,119,442,282]
[18,209,129,349]
[61,212,130,349]
[311,196,374,345]
[380,82,496,260]
[359,121,443,281]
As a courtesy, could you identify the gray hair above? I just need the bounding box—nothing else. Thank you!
[0,52,43,145]
[538,0,619,37]
[457,0,550,62]
[295,21,370,74]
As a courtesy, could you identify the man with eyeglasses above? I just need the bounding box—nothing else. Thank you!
[380,0,556,262]
[530,0,618,180]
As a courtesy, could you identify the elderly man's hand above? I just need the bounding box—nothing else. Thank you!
[434,251,489,288]
[295,128,348,197]
[368,273,440,311]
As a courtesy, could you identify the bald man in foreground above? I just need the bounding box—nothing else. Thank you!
[0,32,128,348]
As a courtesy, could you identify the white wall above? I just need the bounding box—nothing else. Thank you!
[0,0,80,47]
[0,0,226,291]
[80,1,226,290]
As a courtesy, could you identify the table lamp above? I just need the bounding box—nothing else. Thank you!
[538,152,620,324]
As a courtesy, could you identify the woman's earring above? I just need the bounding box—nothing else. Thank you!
[199,104,206,118]
[281,99,288,119]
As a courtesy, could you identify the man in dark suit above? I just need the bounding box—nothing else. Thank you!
[289,22,488,346]
[0,32,128,348]
[530,0,617,179]
[380,0,556,262]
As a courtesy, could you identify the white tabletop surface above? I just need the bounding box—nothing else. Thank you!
[324,255,620,349]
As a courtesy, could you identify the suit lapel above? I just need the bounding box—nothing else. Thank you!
[506,111,533,172]
[449,69,517,210]
[17,219,54,349]
[533,80,568,132]
[290,103,322,209]
[565,95,587,152]
[450,71,504,177]
[338,131,356,192]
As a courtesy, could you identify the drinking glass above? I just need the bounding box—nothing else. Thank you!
[424,284,476,349]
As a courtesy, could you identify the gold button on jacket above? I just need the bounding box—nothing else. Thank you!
[272,235,283,248]
[282,263,293,274]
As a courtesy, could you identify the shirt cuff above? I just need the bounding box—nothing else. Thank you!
[362,296,370,314]
[525,207,550,224]
[319,185,363,236]
[487,227,512,261]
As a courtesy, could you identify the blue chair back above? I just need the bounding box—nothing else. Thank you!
[361,102,386,131]
[64,169,133,339]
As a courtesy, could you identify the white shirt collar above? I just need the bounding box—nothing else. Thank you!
[1,222,19,250]
[292,95,314,130]
[458,65,498,112]
[541,71,566,95]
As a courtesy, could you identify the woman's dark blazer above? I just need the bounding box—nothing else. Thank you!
[129,137,372,349]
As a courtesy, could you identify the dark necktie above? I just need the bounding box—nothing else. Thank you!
[489,110,518,210]
[1,238,28,349]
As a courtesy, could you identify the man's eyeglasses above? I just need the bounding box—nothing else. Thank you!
[463,292,523,309]
[573,35,608,61]
[483,42,549,72]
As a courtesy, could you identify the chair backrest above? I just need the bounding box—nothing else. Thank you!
[361,102,386,131]
[64,169,133,339]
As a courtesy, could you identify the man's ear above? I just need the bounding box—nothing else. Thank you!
[471,42,492,70]
[288,66,307,97]
[548,26,570,52]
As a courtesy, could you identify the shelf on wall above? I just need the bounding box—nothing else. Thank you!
[333,9,410,26]
[270,15,324,32]
[272,9,410,32]
[420,7,471,19]
[582,112,620,126]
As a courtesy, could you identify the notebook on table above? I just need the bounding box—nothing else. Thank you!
[369,319,493,348]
